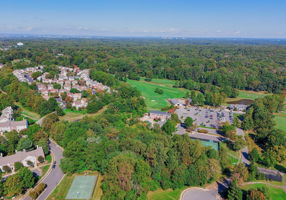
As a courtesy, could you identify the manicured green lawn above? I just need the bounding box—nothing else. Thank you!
[148,188,186,200]
[237,90,269,100]
[274,115,286,133]
[242,183,286,200]
[47,175,73,200]
[127,79,188,110]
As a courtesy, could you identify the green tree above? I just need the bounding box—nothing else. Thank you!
[227,180,242,200]
[17,167,35,189]
[31,71,42,79]
[162,120,176,135]
[37,139,49,155]
[184,117,194,128]
[154,88,163,95]
[196,92,205,105]
[53,83,61,89]
[4,174,23,197]
[42,112,59,131]
[16,137,33,151]
[249,148,260,163]
[14,162,24,171]
[70,88,80,93]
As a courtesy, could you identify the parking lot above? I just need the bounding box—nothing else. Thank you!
[181,187,220,200]
[175,106,233,129]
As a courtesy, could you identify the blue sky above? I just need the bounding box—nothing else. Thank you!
[1,0,285,38]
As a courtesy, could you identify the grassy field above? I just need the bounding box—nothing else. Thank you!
[47,172,102,200]
[147,188,186,200]
[15,103,41,120]
[274,115,286,133]
[127,79,188,110]
[237,90,269,100]
[220,143,240,165]
[59,106,106,122]
[242,183,286,200]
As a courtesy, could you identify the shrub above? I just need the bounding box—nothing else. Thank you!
[37,156,45,163]
[27,160,34,167]
[154,88,164,95]
[2,165,12,173]
[14,162,24,171]
[198,129,208,133]
[29,183,47,200]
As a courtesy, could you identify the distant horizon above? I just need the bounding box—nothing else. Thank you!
[1,1,286,38]
[1,33,286,40]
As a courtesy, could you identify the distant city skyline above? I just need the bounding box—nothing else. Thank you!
[1,0,286,38]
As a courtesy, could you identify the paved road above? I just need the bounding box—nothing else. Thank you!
[236,128,250,165]
[23,140,64,200]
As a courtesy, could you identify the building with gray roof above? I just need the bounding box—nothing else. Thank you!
[0,147,45,172]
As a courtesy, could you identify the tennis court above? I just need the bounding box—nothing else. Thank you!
[66,175,97,199]
[200,140,219,151]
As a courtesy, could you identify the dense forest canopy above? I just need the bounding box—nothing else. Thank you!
[1,38,285,93]
[0,38,285,199]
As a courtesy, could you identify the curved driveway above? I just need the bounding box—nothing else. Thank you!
[23,140,64,200]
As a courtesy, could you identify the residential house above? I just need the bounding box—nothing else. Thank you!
[0,120,28,134]
[140,110,171,127]
[72,98,88,110]
[0,146,45,172]
[169,98,186,107]
[0,107,13,123]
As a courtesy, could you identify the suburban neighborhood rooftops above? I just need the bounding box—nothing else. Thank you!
[0,120,27,129]
[0,147,44,166]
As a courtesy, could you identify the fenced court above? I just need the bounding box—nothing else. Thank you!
[66,175,97,199]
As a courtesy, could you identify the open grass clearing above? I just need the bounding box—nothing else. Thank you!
[226,90,270,105]
[59,106,106,122]
[274,115,286,133]
[127,79,188,110]
[147,187,186,200]
[15,102,41,120]
[241,183,286,200]
[220,143,240,165]
[237,90,270,100]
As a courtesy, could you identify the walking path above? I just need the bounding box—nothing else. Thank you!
[242,181,286,193]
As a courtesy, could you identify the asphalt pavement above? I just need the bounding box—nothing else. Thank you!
[181,187,219,200]
[23,140,64,200]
